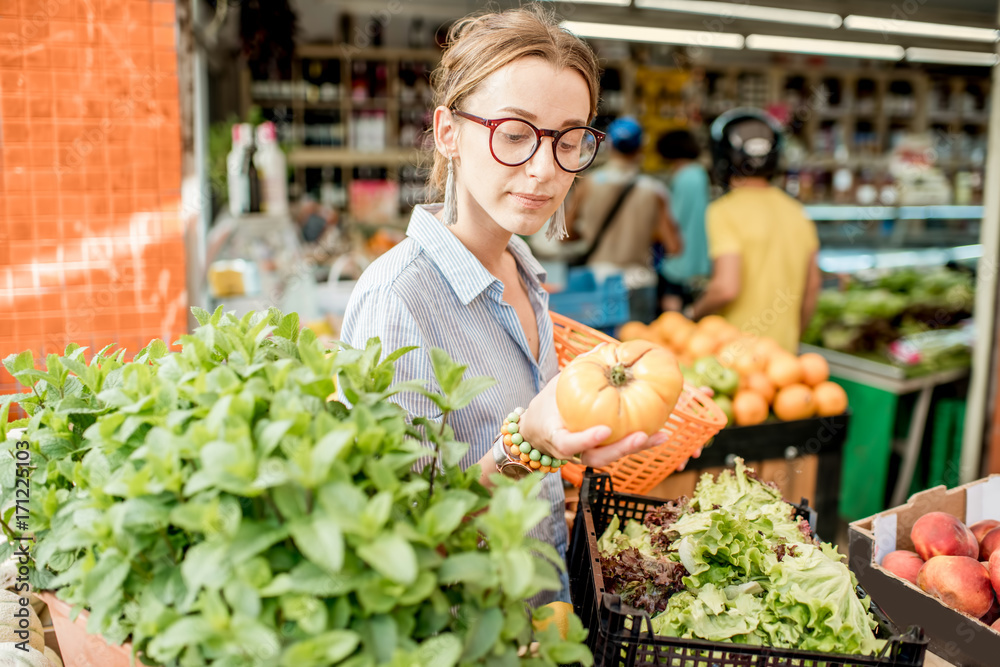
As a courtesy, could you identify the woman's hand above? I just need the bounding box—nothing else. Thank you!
[518,375,671,469]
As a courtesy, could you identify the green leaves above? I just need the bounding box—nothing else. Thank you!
[416,347,497,414]
[289,516,345,575]
[461,607,505,662]
[356,533,418,586]
[280,630,360,666]
[3,307,589,666]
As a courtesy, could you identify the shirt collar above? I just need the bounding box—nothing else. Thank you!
[406,204,548,305]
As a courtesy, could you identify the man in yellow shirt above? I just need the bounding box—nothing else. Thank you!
[688,109,821,353]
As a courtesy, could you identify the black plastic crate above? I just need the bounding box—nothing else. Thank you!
[569,472,928,667]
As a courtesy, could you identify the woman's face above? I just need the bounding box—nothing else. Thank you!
[444,58,592,237]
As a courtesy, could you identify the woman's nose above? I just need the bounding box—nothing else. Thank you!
[524,137,559,180]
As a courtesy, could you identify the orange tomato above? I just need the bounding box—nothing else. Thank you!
[557,340,683,445]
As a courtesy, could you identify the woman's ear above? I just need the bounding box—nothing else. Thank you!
[433,106,458,159]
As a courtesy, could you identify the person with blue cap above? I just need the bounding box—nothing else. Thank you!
[564,116,682,271]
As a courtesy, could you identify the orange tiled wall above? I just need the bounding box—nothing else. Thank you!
[0,0,187,404]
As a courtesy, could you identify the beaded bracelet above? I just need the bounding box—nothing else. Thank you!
[501,408,567,474]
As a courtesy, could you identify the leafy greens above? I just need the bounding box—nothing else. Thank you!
[597,459,883,657]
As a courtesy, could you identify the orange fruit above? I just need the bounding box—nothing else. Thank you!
[687,332,718,358]
[733,390,769,426]
[655,311,690,331]
[752,337,784,361]
[813,381,848,416]
[773,384,816,421]
[716,338,750,366]
[618,321,660,344]
[766,353,803,389]
[745,372,776,404]
[734,355,762,377]
[697,314,730,335]
[714,323,741,348]
[798,353,830,387]
[660,318,695,351]
[534,601,575,640]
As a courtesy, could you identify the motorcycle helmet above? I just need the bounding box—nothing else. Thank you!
[607,116,644,155]
[709,108,783,188]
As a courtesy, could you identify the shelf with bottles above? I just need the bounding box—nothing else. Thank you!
[288,148,419,167]
[244,50,437,150]
[783,164,985,209]
[300,161,430,228]
[244,45,440,224]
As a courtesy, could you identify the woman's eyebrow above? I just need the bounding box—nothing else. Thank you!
[497,106,586,128]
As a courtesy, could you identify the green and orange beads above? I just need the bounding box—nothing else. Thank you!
[502,408,566,474]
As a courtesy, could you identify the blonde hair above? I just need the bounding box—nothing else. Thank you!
[428,5,601,197]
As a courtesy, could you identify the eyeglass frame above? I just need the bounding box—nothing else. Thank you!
[451,108,606,174]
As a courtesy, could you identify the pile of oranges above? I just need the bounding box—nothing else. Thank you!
[617,313,849,427]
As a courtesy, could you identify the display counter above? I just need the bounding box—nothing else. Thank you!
[801,343,971,522]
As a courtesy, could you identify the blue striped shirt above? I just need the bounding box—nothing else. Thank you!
[340,204,568,605]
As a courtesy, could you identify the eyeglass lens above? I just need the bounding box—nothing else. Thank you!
[491,120,599,171]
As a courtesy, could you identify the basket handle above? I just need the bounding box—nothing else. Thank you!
[873,628,926,667]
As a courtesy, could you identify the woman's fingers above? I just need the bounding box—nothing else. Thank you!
[676,446,703,472]
[547,425,612,459]
[578,430,667,468]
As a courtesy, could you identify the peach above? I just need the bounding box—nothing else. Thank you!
[982,595,1000,626]
[918,555,995,618]
[992,550,1000,598]
[993,618,1000,632]
[911,512,979,560]
[980,527,1000,562]
[970,519,1000,544]
[881,550,925,586]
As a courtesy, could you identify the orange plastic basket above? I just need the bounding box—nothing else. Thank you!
[550,312,726,495]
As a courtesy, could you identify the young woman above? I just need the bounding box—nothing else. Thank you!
[341,7,672,605]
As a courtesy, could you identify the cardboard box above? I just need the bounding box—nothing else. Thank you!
[849,475,1000,667]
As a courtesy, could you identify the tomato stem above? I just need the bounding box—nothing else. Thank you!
[607,363,629,387]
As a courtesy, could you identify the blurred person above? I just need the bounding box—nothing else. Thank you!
[655,129,711,312]
[687,108,821,353]
[563,117,682,272]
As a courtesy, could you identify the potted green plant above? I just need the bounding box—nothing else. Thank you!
[1,307,592,666]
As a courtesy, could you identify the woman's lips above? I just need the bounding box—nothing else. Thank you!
[509,193,552,210]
